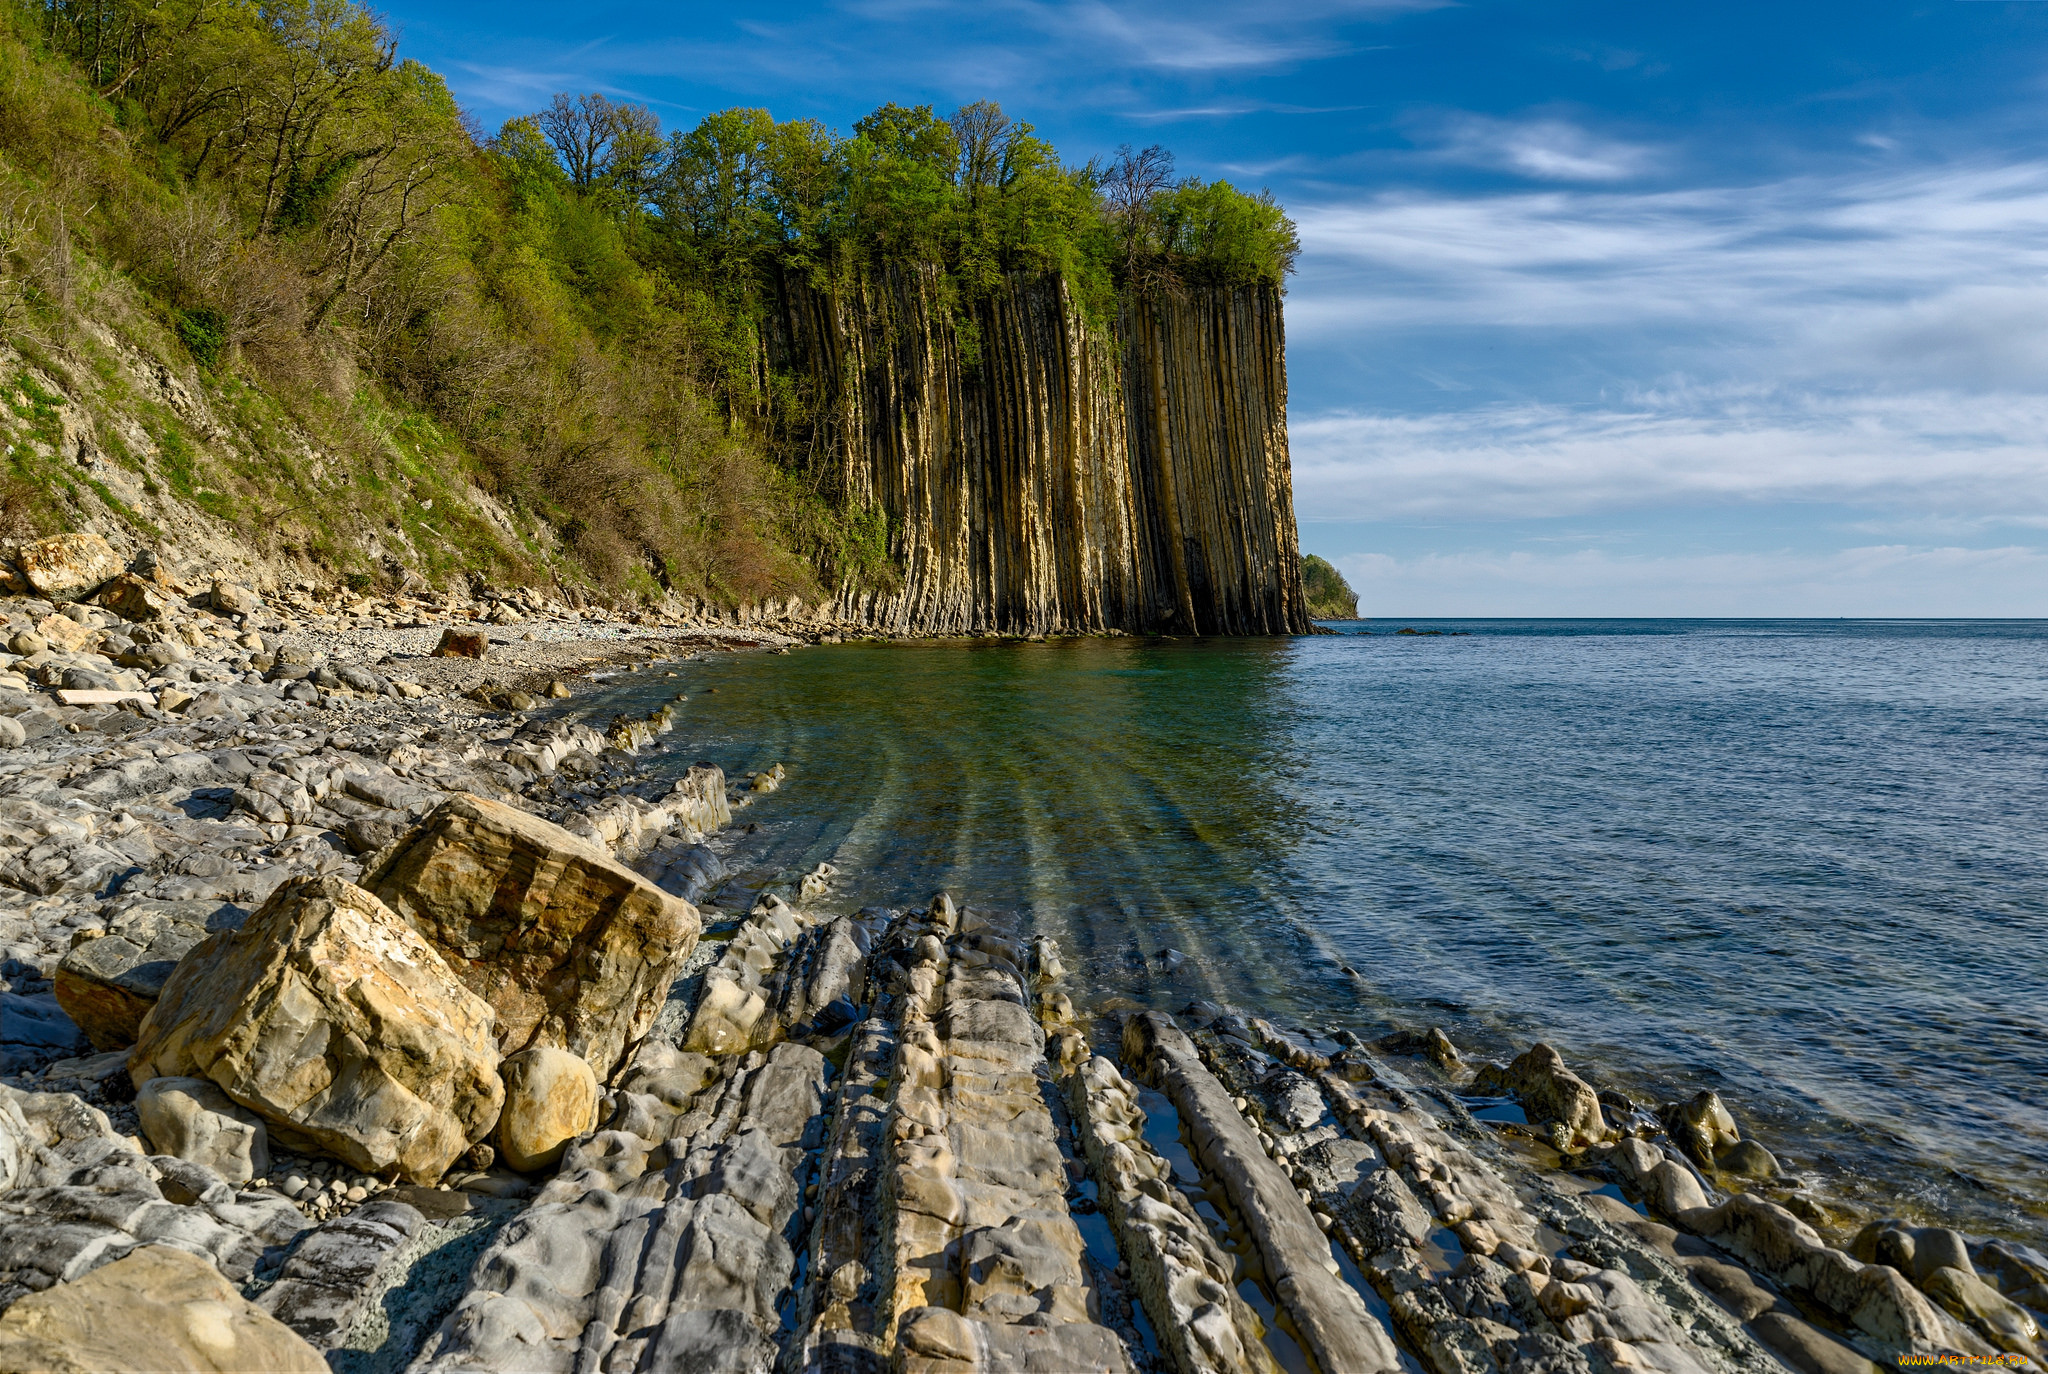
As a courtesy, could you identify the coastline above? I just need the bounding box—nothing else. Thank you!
[0,580,2040,1371]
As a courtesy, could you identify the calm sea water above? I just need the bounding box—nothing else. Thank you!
[590,620,2048,1247]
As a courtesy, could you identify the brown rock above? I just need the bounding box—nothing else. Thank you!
[129,875,503,1183]
[210,580,262,616]
[98,572,176,622]
[15,532,122,602]
[434,627,487,658]
[365,793,699,1080]
[1476,1043,1611,1151]
[1663,1089,1742,1167]
[496,1046,599,1172]
[0,1243,328,1373]
[54,903,217,1051]
[34,612,94,653]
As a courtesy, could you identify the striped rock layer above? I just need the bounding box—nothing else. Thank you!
[768,268,1312,638]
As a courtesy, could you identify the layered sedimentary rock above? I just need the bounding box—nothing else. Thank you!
[129,875,504,1182]
[364,793,701,1081]
[769,266,1311,637]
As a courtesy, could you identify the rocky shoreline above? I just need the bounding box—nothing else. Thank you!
[0,534,2041,1373]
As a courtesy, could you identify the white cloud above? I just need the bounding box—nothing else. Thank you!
[1420,113,1659,182]
[1282,156,2048,551]
[1286,161,2048,337]
[1335,544,2048,617]
[1290,390,2048,521]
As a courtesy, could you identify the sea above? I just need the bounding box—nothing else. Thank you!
[587,618,2048,1250]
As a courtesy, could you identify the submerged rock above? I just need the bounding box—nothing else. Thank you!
[1474,1042,1612,1152]
[129,874,504,1182]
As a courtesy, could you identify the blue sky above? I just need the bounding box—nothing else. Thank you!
[386,0,2048,615]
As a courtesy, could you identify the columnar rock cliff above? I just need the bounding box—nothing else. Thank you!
[769,266,1312,636]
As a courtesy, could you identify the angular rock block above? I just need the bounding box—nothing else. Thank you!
[97,572,175,622]
[210,580,262,615]
[53,902,222,1051]
[135,1076,270,1186]
[368,793,699,1080]
[0,1244,328,1373]
[14,532,121,603]
[129,875,503,1182]
[433,628,487,658]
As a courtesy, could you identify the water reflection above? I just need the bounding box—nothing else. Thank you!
[586,622,2048,1250]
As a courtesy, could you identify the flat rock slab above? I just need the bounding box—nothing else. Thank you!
[53,688,152,707]
[1124,1011,1404,1374]
[0,1244,328,1373]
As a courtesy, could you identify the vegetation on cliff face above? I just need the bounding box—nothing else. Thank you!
[1302,554,1359,619]
[0,0,1297,608]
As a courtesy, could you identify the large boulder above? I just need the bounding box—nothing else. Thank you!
[0,1243,327,1373]
[53,901,227,1051]
[129,875,504,1183]
[97,571,176,622]
[14,532,121,602]
[365,793,700,1080]
[210,580,262,616]
[496,1046,599,1172]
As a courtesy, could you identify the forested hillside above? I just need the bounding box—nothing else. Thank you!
[0,0,1296,608]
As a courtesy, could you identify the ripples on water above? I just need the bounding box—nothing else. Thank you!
[590,619,2048,1247]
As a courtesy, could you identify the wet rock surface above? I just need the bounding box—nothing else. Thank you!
[0,576,2036,1373]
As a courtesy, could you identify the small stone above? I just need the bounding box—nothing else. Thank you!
[547,680,571,698]
[497,1046,600,1172]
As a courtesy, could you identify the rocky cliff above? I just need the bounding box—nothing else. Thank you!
[768,266,1312,636]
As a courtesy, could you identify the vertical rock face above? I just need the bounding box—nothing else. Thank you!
[769,266,1312,636]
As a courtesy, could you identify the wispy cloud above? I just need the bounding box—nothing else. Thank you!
[1288,160,2048,335]
[1283,155,2048,543]
[1417,112,1660,181]
[1292,389,2048,522]
[1335,544,2048,617]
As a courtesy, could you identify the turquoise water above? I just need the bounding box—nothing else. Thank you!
[590,619,2048,1246]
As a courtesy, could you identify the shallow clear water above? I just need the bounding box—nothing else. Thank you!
[590,619,2048,1247]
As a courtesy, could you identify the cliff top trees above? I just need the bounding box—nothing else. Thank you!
[617,96,1297,299]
